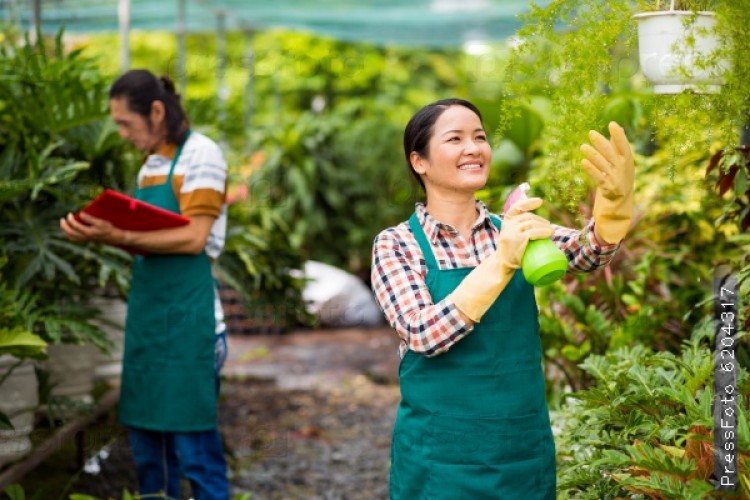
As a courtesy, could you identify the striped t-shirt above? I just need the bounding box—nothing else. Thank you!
[137,131,228,333]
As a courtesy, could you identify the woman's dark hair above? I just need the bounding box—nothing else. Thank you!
[403,98,484,191]
[109,69,189,145]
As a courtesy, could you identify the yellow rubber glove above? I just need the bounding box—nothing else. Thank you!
[449,198,554,323]
[580,122,635,244]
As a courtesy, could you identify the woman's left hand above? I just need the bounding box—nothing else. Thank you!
[579,122,635,244]
[580,122,634,201]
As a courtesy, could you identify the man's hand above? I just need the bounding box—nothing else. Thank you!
[60,212,127,246]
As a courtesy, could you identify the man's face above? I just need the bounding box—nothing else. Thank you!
[109,97,161,152]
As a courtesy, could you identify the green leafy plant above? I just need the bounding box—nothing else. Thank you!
[647,1,718,11]
[499,1,750,206]
[493,1,750,402]
[214,100,412,331]
[234,101,410,276]
[707,140,750,348]
[0,272,48,361]
[555,330,750,498]
[0,256,47,431]
[536,142,744,397]
[0,31,136,347]
[215,204,311,333]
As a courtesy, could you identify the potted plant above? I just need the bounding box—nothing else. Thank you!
[0,32,137,416]
[0,256,47,468]
[497,0,750,203]
[632,1,726,94]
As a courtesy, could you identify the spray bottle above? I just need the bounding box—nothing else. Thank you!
[503,183,568,286]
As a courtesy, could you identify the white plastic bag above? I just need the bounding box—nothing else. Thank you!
[300,261,384,327]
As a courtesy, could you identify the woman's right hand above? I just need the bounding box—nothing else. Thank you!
[449,197,553,324]
[499,197,554,268]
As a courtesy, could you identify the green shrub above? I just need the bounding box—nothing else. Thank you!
[555,329,750,498]
[0,31,136,347]
[235,101,411,276]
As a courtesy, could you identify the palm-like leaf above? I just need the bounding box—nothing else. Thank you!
[0,31,135,347]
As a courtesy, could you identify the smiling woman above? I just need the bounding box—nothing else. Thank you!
[371,98,636,499]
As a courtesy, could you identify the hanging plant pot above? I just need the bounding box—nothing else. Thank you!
[633,3,727,94]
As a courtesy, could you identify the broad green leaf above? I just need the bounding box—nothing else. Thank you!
[0,327,47,358]
[2,484,25,500]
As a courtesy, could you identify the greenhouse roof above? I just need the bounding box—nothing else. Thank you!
[4,0,546,48]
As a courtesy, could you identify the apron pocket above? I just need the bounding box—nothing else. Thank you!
[426,460,556,500]
[423,412,556,499]
[426,412,552,465]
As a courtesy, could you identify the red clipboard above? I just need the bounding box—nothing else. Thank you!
[76,189,189,255]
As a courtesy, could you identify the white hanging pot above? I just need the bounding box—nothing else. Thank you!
[632,1,727,94]
[0,355,39,467]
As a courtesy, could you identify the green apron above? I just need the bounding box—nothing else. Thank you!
[119,133,217,432]
[389,213,556,500]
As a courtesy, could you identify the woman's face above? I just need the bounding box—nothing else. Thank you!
[412,105,491,196]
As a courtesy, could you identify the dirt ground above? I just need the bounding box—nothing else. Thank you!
[221,327,401,499]
[26,327,402,499]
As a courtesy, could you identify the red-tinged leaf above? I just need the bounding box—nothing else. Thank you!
[685,425,713,480]
[718,165,739,197]
[707,150,724,175]
[627,464,652,478]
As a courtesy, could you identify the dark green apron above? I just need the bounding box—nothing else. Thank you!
[120,134,217,432]
[389,213,556,500]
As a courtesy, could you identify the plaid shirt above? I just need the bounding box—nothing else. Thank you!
[371,200,620,358]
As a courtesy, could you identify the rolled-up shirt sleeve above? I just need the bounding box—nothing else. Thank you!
[552,218,620,272]
[371,229,472,358]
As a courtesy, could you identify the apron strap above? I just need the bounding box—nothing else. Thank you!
[165,130,191,185]
[489,213,502,230]
[408,212,439,271]
[409,212,504,270]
